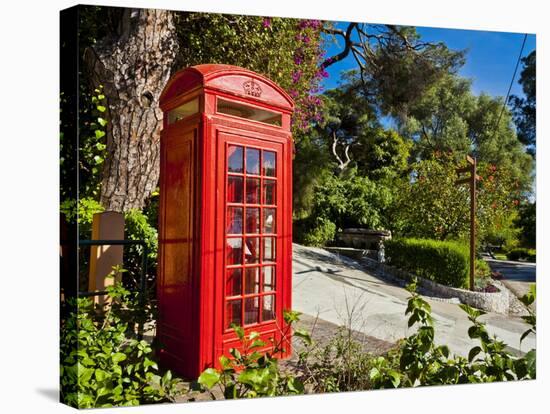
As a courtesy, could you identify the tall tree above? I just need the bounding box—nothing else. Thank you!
[85,8,179,212]
[402,73,533,192]
[509,50,536,156]
[322,24,465,118]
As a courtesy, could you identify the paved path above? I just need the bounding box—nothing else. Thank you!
[292,244,535,357]
[485,258,536,302]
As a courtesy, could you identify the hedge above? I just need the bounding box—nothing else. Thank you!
[507,248,536,262]
[385,238,469,288]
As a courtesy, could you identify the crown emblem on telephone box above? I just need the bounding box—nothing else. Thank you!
[243,79,262,97]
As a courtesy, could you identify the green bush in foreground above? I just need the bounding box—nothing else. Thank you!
[385,238,469,288]
[60,269,181,408]
[198,281,536,398]
[507,248,536,262]
[197,311,310,399]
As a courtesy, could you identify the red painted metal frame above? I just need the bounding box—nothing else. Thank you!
[157,65,294,378]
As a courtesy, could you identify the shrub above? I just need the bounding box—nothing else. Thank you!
[296,326,399,392]
[60,197,105,239]
[125,209,158,260]
[309,169,393,230]
[385,238,469,288]
[507,248,536,262]
[60,269,182,408]
[475,259,491,278]
[294,216,337,247]
[197,311,309,399]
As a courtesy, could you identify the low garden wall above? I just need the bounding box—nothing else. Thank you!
[335,228,391,250]
[324,247,378,261]
[361,256,510,315]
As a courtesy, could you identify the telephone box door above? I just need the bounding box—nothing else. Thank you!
[214,130,288,356]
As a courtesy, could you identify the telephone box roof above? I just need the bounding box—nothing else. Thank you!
[160,64,294,111]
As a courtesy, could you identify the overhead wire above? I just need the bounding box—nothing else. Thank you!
[490,33,528,141]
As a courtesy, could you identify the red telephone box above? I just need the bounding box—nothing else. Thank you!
[157,64,294,378]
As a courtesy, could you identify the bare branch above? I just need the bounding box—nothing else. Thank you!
[321,22,358,69]
[332,131,352,172]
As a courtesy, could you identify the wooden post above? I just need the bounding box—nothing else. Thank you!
[88,212,125,305]
[455,155,478,291]
[469,157,476,292]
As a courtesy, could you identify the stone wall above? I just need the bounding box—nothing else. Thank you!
[361,257,511,315]
[336,228,391,250]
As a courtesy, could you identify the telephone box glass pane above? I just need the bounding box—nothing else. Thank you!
[228,176,243,203]
[246,208,260,234]
[263,208,276,233]
[246,148,260,175]
[262,295,275,321]
[264,180,276,205]
[263,151,276,176]
[246,178,260,204]
[167,98,198,124]
[227,207,243,234]
[245,237,259,263]
[263,266,275,292]
[217,99,282,126]
[228,145,243,173]
[226,238,243,265]
[226,299,242,329]
[244,297,260,325]
[226,268,242,296]
[263,237,276,262]
[245,267,260,294]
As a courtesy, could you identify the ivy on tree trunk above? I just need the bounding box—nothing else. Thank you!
[85,8,178,212]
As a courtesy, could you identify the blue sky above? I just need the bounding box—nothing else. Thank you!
[321,23,536,100]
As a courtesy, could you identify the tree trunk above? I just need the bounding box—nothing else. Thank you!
[85,9,178,212]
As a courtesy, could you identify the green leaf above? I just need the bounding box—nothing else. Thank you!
[286,376,304,394]
[95,369,109,382]
[524,349,536,378]
[388,370,401,387]
[283,310,301,324]
[198,368,220,389]
[97,117,108,127]
[97,105,107,113]
[520,329,533,344]
[143,357,158,371]
[95,129,106,139]
[250,339,266,349]
[112,352,127,363]
[293,329,312,346]
[468,346,482,362]
[238,368,268,386]
[161,370,172,384]
[248,331,261,341]
[369,367,380,380]
[519,284,536,307]
[219,355,232,370]
[97,386,111,397]
[232,324,245,340]
[229,348,242,360]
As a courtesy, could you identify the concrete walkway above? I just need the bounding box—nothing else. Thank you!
[485,258,536,304]
[292,243,536,357]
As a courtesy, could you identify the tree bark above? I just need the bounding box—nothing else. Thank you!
[85,8,178,212]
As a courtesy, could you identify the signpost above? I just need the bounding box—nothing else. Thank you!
[455,155,480,291]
